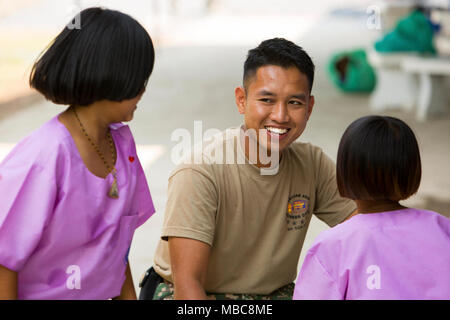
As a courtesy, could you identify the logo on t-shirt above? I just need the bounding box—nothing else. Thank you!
[286,194,310,231]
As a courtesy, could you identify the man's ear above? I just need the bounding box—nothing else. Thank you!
[306,95,315,121]
[235,86,246,114]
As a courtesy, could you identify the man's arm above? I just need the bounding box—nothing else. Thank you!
[169,237,211,300]
[113,263,137,300]
[313,149,358,227]
[0,264,17,300]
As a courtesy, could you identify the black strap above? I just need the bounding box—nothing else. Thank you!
[138,266,164,300]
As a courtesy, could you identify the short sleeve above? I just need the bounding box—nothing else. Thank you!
[0,162,56,271]
[313,151,356,227]
[161,167,218,246]
[293,251,343,300]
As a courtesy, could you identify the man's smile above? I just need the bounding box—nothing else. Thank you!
[264,126,291,139]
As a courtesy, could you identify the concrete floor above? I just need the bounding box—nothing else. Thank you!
[1,4,449,293]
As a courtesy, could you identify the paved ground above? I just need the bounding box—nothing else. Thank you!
[1,0,449,293]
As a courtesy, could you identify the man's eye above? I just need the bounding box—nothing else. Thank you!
[259,98,272,103]
[290,100,304,105]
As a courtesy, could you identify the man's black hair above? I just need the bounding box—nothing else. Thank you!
[30,7,155,106]
[243,38,315,92]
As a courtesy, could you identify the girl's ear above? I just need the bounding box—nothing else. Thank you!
[235,86,246,114]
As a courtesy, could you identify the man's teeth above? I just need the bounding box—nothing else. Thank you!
[266,127,289,134]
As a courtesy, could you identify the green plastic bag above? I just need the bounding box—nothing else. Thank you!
[328,49,376,93]
[375,10,435,53]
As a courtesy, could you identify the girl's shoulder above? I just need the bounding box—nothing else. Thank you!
[0,116,138,179]
[310,208,450,255]
[0,115,73,170]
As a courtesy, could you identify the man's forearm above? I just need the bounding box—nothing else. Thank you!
[174,278,208,300]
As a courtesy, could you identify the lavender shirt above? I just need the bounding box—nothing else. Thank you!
[0,115,155,299]
[294,208,450,300]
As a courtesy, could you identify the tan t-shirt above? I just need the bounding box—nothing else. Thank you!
[153,127,356,295]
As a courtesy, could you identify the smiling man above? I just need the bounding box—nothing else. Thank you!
[141,38,357,300]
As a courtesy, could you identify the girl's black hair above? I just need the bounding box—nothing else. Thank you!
[337,116,422,201]
[30,7,155,106]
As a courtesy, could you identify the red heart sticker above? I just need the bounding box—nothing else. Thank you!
[128,156,135,163]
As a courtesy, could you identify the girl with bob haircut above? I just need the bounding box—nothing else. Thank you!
[293,116,450,299]
[0,7,156,299]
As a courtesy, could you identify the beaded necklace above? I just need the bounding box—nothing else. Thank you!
[72,107,119,199]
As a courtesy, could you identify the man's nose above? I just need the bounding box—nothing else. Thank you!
[271,102,290,123]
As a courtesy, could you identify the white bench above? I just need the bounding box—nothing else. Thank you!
[368,50,418,113]
[401,56,450,121]
[368,50,450,121]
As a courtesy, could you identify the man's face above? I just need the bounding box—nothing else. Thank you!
[235,65,314,152]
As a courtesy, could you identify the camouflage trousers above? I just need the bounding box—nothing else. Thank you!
[153,280,294,300]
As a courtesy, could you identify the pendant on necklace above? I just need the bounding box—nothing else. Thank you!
[108,178,119,199]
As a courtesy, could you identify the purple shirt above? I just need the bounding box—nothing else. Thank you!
[0,115,155,299]
[294,208,450,300]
